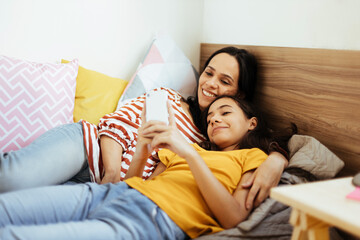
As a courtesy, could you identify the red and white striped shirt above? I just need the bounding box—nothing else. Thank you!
[81,88,206,183]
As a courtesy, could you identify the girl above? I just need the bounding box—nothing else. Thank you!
[0,47,287,210]
[0,96,294,240]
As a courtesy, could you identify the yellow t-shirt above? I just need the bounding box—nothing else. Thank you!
[125,143,267,238]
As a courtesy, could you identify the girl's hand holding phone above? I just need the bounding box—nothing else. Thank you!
[141,100,196,159]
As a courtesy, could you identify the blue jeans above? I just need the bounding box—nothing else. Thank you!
[0,122,90,193]
[0,182,186,240]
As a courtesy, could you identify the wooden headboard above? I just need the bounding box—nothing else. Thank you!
[200,43,360,176]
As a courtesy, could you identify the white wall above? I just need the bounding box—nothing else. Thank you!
[202,0,360,50]
[0,0,204,79]
[1,0,359,80]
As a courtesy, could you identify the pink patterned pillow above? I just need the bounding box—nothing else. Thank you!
[0,56,79,152]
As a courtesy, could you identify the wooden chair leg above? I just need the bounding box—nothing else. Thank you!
[289,208,330,240]
[292,227,308,240]
[290,209,308,240]
[308,227,330,240]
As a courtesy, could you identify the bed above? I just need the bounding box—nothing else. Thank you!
[1,38,359,239]
[197,44,360,240]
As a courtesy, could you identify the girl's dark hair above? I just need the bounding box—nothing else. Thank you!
[187,47,258,132]
[199,95,297,155]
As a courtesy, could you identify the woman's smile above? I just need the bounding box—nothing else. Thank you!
[202,89,216,98]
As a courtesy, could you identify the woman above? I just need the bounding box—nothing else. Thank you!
[0,47,287,209]
[0,96,294,240]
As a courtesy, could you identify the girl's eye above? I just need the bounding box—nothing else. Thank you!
[222,112,231,116]
[205,71,212,76]
[221,80,230,85]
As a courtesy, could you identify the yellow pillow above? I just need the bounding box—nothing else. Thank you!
[62,60,128,125]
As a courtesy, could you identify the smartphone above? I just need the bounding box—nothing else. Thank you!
[145,90,169,125]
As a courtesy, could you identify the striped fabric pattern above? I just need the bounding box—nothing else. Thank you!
[82,88,205,183]
[0,55,78,152]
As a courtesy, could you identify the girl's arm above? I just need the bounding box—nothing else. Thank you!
[232,171,256,221]
[178,148,255,228]
[242,152,287,210]
[124,135,167,180]
[123,141,148,179]
[124,105,168,180]
[147,162,166,180]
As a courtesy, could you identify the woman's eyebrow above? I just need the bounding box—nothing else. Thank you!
[206,66,234,82]
[221,74,234,83]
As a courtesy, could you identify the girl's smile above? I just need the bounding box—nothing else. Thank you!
[210,125,227,135]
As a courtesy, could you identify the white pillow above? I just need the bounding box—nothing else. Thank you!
[117,34,198,109]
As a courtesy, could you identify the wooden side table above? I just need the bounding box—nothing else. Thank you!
[270,177,360,240]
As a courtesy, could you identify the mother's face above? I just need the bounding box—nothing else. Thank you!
[197,53,240,111]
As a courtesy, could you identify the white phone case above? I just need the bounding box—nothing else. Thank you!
[145,90,168,125]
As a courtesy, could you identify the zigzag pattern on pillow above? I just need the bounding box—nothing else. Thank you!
[0,55,78,152]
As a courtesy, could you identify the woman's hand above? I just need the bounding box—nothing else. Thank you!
[241,151,288,210]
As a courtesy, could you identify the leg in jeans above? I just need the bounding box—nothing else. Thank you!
[0,182,187,240]
[88,183,187,240]
[0,183,124,240]
[0,122,90,193]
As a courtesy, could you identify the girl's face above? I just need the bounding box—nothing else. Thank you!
[198,53,240,111]
[206,98,257,151]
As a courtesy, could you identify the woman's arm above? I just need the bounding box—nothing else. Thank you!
[100,136,123,184]
[242,151,288,210]
[97,95,147,183]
